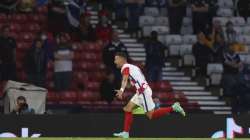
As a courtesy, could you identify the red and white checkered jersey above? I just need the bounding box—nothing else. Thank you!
[121,63,148,91]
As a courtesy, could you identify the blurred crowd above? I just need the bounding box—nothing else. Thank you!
[0,0,250,111]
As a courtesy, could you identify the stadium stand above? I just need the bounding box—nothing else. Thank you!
[1,0,250,115]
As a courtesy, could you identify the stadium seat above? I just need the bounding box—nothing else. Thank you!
[47,91,59,102]
[183,54,195,66]
[165,35,182,45]
[210,73,223,86]
[10,23,21,32]
[142,26,152,37]
[157,35,165,44]
[213,17,229,26]
[86,82,100,92]
[238,35,250,45]
[182,17,192,26]
[151,26,169,35]
[139,16,155,27]
[247,17,250,25]
[60,91,78,103]
[0,14,7,22]
[182,35,197,44]
[206,63,224,86]
[217,0,234,8]
[217,8,233,17]
[239,53,250,64]
[144,7,159,17]
[186,6,192,17]
[233,26,243,35]
[179,45,193,56]
[155,17,169,26]
[229,17,246,26]
[243,26,250,35]
[12,14,27,23]
[169,45,180,56]
[181,26,193,35]
[207,63,224,76]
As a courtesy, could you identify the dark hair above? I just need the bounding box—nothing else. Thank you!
[115,52,127,60]
[17,96,26,102]
[226,21,233,27]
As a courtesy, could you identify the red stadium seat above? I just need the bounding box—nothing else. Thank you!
[59,91,78,104]
[47,91,59,102]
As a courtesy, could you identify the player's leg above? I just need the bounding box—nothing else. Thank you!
[146,102,185,120]
[142,88,185,120]
[113,95,138,138]
[123,101,137,132]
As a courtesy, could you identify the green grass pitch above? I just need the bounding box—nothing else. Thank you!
[8,138,250,140]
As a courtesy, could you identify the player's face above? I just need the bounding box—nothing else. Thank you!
[114,55,123,68]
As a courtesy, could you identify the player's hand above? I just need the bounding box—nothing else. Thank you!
[115,90,123,100]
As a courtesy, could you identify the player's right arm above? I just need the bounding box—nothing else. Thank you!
[116,67,130,100]
[116,74,129,100]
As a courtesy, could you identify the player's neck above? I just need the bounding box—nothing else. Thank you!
[121,62,128,66]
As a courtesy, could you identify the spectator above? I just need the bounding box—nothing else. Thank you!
[78,12,96,42]
[191,0,210,34]
[167,0,186,34]
[24,39,48,87]
[144,31,166,82]
[224,21,238,45]
[126,0,144,34]
[115,0,126,22]
[211,33,225,63]
[0,0,19,13]
[206,0,218,26]
[212,19,224,37]
[95,11,113,45]
[18,0,35,12]
[102,31,129,88]
[146,0,166,6]
[0,25,16,81]
[100,71,116,104]
[11,96,35,115]
[222,44,241,98]
[48,0,67,33]
[36,0,48,7]
[54,33,74,91]
[192,31,213,75]
[234,63,250,112]
[237,0,250,20]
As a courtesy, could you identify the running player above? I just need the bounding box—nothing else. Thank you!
[113,52,186,138]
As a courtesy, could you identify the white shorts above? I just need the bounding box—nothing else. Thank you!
[130,87,155,112]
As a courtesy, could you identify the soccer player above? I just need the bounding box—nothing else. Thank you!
[113,52,186,138]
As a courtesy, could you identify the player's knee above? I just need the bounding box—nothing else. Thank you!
[123,107,129,112]
[123,106,132,112]
[146,112,153,120]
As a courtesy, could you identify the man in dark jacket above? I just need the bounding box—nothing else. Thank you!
[144,31,166,82]
[24,39,48,87]
[102,31,129,88]
[0,25,16,81]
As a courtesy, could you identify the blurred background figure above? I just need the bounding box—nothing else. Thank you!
[11,96,35,115]
[54,33,74,91]
[0,25,16,82]
[144,31,166,82]
[100,71,116,104]
[24,39,48,87]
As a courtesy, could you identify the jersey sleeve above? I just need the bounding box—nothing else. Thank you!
[122,67,130,76]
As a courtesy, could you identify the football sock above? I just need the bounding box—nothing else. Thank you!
[123,112,133,132]
[151,107,173,119]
